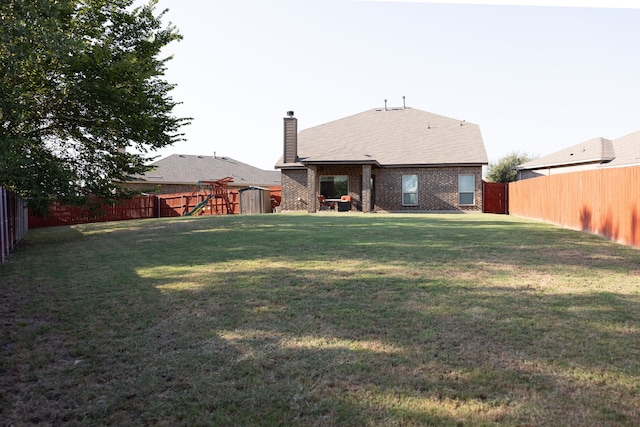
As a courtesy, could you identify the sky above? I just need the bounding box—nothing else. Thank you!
[149,0,640,170]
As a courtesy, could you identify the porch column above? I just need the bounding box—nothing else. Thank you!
[362,164,371,213]
[307,165,317,213]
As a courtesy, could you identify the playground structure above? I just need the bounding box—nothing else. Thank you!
[183,177,235,216]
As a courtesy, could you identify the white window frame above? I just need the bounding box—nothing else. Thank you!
[402,174,418,206]
[458,174,475,205]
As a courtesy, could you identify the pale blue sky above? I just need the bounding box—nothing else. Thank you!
[151,0,640,170]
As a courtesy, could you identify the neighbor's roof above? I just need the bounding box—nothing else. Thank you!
[275,107,488,168]
[604,130,640,168]
[517,137,614,170]
[133,154,281,187]
[517,130,640,171]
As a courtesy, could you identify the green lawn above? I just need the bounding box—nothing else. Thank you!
[1,213,639,426]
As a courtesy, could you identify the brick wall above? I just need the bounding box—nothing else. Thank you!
[281,166,483,212]
[374,166,483,211]
[281,169,308,211]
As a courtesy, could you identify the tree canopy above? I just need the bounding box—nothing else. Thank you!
[0,0,190,212]
[486,151,535,183]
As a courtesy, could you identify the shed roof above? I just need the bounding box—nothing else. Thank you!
[133,154,281,187]
[275,107,488,168]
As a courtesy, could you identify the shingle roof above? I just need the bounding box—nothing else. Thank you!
[134,155,281,187]
[517,137,614,170]
[517,130,640,171]
[603,131,640,168]
[275,107,488,168]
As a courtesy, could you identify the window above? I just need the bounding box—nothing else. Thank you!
[402,175,418,206]
[458,174,475,205]
[320,175,348,199]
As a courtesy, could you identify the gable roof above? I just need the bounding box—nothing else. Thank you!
[134,154,281,187]
[517,137,614,170]
[275,107,488,168]
[517,130,640,171]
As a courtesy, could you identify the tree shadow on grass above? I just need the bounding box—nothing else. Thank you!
[113,262,640,426]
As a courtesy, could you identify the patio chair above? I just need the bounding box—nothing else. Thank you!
[318,195,333,210]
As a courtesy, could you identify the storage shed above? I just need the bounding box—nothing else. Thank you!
[239,187,272,214]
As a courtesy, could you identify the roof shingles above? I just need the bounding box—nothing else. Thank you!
[518,130,640,171]
[136,155,281,187]
[276,108,488,168]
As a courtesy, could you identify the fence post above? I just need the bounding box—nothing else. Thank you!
[1,187,6,263]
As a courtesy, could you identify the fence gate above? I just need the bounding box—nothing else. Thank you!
[483,181,508,214]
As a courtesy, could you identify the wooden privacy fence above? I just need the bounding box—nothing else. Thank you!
[158,191,239,217]
[509,166,640,248]
[29,187,282,229]
[28,196,159,228]
[1,187,29,264]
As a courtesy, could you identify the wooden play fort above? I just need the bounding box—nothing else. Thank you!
[184,177,234,216]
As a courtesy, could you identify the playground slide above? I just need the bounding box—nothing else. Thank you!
[184,197,210,216]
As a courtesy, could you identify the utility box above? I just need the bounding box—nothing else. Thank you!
[239,187,272,214]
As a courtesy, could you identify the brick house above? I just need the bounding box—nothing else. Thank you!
[274,107,488,213]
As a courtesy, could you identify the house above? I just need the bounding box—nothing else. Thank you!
[274,106,488,213]
[125,154,281,194]
[516,130,640,180]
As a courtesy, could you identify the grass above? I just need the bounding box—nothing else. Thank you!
[1,213,639,426]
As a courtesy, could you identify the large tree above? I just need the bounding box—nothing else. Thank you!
[486,151,535,183]
[0,0,189,212]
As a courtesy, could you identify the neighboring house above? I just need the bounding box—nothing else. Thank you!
[124,154,281,194]
[274,107,488,213]
[516,130,640,180]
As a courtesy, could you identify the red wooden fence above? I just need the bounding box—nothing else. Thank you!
[157,191,239,217]
[509,166,640,248]
[28,196,158,228]
[28,187,282,229]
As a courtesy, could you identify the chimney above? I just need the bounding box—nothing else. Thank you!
[283,111,297,163]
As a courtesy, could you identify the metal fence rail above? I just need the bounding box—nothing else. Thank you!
[1,186,29,264]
